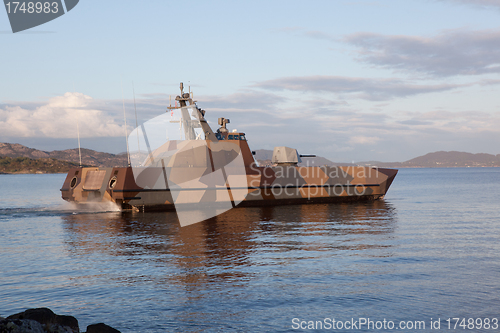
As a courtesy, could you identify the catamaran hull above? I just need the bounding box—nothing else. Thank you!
[60,165,398,211]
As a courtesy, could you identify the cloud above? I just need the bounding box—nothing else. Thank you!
[314,108,500,161]
[438,0,500,9]
[3,89,500,162]
[253,75,464,100]
[180,86,500,160]
[344,29,500,77]
[216,88,500,161]
[199,90,287,110]
[349,136,381,145]
[397,110,500,133]
[303,30,338,43]
[399,119,433,126]
[0,92,127,139]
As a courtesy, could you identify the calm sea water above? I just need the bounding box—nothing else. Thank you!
[1,168,499,332]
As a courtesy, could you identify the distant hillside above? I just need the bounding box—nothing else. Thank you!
[0,156,83,174]
[0,143,127,168]
[48,148,128,168]
[359,151,500,168]
[404,151,500,167]
[0,143,51,159]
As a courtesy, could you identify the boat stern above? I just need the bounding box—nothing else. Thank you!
[60,166,141,209]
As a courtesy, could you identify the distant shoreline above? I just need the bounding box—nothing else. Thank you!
[2,142,500,173]
[0,171,68,175]
[1,165,500,175]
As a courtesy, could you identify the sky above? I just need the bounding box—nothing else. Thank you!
[1,0,500,162]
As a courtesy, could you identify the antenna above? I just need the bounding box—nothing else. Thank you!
[132,81,140,161]
[76,112,82,167]
[121,81,131,167]
[73,84,82,167]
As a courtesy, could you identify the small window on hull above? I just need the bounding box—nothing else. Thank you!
[109,176,117,189]
[70,177,78,189]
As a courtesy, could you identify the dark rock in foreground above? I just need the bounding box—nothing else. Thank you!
[0,318,45,333]
[86,323,121,333]
[0,308,121,333]
[7,307,78,333]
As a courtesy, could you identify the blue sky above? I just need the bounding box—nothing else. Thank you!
[1,0,500,162]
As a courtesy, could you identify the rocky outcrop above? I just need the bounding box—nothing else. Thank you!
[0,318,45,333]
[0,308,121,333]
[0,156,82,174]
[0,143,50,159]
[0,143,127,168]
[86,324,121,333]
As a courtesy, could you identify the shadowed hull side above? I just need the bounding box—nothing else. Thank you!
[61,166,398,212]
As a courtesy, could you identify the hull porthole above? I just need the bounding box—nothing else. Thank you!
[109,176,117,189]
[70,177,78,189]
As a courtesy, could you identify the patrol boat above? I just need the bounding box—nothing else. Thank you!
[61,83,397,226]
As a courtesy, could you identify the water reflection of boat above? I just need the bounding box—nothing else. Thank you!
[60,83,397,222]
[61,202,397,284]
